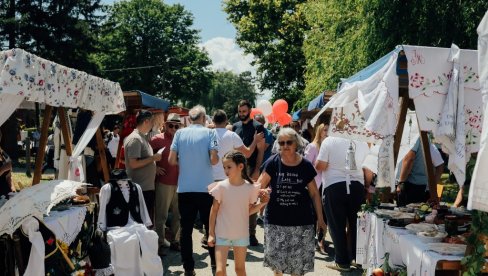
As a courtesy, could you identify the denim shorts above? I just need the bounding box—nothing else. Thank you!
[216,237,249,247]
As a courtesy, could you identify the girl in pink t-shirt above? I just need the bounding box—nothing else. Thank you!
[208,150,268,276]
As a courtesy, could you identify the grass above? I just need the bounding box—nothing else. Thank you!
[9,155,56,191]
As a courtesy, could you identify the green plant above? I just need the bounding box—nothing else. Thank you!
[461,210,488,275]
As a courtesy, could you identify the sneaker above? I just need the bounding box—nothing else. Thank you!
[161,239,171,248]
[326,263,351,272]
[184,270,196,276]
[249,235,259,246]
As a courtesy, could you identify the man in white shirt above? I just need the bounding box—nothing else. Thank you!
[211,109,263,181]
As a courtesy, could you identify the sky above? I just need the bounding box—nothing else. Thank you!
[102,0,258,76]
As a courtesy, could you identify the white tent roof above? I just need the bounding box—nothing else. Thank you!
[0,48,125,115]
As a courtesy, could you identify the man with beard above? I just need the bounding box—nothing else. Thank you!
[232,99,264,246]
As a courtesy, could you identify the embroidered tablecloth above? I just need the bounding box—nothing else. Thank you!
[44,206,87,246]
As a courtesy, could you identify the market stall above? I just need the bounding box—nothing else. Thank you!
[311,42,488,274]
[114,90,171,169]
[0,48,126,185]
[0,48,125,274]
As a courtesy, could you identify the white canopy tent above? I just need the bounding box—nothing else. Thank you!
[0,48,126,184]
[312,44,484,205]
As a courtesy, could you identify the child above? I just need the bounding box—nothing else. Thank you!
[208,150,268,276]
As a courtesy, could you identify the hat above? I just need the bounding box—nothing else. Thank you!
[110,169,128,180]
[166,113,181,124]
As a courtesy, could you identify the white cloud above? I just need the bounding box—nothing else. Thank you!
[200,37,271,100]
[200,37,255,74]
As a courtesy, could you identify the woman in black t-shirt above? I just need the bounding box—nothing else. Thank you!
[258,128,326,276]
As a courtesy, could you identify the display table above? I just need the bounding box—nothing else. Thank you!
[357,212,464,275]
[43,203,95,261]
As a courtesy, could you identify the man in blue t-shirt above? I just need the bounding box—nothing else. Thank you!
[169,105,219,275]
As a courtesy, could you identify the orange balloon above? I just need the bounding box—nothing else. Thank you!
[250,108,263,119]
[277,113,292,126]
[272,99,288,115]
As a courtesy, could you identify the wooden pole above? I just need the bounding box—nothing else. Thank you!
[57,107,72,156]
[393,94,410,165]
[418,130,437,201]
[95,128,110,182]
[32,105,53,185]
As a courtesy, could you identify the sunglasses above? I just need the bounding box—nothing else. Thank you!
[278,140,294,146]
[167,123,180,129]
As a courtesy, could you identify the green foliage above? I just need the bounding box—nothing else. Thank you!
[462,210,488,275]
[203,71,258,123]
[223,0,308,109]
[300,0,488,102]
[301,0,369,100]
[94,0,212,106]
[0,0,104,73]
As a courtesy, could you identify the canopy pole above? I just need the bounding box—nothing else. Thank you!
[32,105,53,185]
[393,94,410,164]
[57,107,73,156]
[418,130,437,201]
[95,128,110,182]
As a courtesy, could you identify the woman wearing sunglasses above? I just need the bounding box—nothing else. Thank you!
[257,128,326,276]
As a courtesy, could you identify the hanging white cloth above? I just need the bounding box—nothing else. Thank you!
[478,10,488,108]
[107,224,163,276]
[67,111,104,182]
[468,14,488,212]
[0,94,24,127]
[467,98,488,212]
[434,44,467,186]
[21,217,45,276]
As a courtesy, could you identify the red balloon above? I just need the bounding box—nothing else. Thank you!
[272,99,288,115]
[250,108,263,119]
[277,113,292,126]
[266,113,276,123]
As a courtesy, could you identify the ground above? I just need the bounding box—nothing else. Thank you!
[160,223,363,276]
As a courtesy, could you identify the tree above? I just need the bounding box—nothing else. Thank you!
[0,0,104,73]
[223,0,308,110]
[300,0,488,101]
[203,70,258,122]
[363,0,488,60]
[301,0,369,98]
[95,0,212,106]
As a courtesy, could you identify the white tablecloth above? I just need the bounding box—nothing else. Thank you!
[44,206,87,245]
[357,212,463,275]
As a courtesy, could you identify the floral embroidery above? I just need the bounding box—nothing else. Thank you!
[330,100,383,141]
[46,237,55,246]
[463,65,479,84]
[465,108,483,149]
[0,48,125,114]
[409,71,450,96]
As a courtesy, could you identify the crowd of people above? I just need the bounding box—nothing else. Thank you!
[107,99,370,275]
